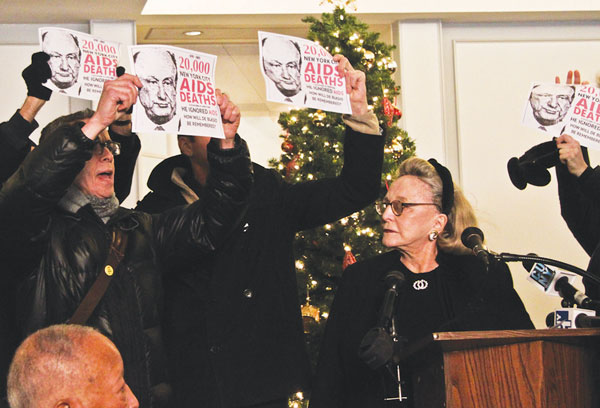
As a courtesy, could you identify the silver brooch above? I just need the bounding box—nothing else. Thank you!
[413,279,428,290]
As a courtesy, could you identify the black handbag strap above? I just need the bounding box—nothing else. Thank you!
[68,229,128,325]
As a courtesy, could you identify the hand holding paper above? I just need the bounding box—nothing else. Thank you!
[83,74,141,140]
[216,89,240,149]
[556,134,588,177]
[334,54,368,116]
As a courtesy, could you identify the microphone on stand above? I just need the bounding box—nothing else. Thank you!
[461,227,491,267]
[358,270,406,370]
[546,308,597,329]
[524,260,600,310]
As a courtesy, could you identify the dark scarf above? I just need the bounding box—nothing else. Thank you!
[58,185,119,222]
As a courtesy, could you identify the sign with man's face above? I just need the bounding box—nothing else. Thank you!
[521,82,576,136]
[258,31,352,114]
[129,45,224,138]
[529,83,575,126]
[42,30,81,90]
[38,27,120,101]
[262,37,302,98]
[134,49,178,126]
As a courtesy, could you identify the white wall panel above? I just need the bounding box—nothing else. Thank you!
[451,29,600,328]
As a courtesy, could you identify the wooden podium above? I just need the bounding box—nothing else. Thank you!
[400,329,600,408]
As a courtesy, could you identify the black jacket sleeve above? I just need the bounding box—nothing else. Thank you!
[0,110,38,186]
[281,126,385,232]
[0,123,93,246]
[556,157,600,256]
[151,135,253,263]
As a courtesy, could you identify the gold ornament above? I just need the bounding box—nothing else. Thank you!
[363,50,375,61]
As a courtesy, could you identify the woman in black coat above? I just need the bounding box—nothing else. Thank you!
[310,157,533,408]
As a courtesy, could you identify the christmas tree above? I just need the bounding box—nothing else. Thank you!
[267,4,415,406]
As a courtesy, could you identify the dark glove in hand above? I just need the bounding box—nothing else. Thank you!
[22,52,52,101]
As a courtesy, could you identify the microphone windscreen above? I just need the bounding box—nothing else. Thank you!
[461,227,484,248]
[523,163,551,187]
[507,157,527,190]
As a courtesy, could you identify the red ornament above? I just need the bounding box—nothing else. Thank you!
[281,140,294,153]
[342,250,357,270]
[285,156,298,179]
[382,97,402,127]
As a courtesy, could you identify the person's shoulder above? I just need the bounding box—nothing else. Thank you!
[343,251,400,282]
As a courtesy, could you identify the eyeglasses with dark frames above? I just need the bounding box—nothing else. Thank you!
[375,199,439,216]
[93,140,121,156]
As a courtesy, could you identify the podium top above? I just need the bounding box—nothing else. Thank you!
[402,328,600,359]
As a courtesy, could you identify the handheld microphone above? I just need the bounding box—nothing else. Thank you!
[461,227,490,267]
[358,270,406,370]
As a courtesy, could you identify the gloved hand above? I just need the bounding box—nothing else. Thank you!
[22,51,52,101]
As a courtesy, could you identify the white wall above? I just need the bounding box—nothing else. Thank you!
[396,20,600,328]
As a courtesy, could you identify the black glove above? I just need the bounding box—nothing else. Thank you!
[22,52,52,101]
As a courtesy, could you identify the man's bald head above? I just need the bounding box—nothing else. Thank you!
[7,325,138,408]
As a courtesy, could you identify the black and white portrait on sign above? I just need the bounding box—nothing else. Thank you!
[133,48,179,133]
[522,82,576,136]
[41,29,82,93]
[260,35,306,105]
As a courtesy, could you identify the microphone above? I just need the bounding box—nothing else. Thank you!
[554,276,597,310]
[461,227,490,267]
[358,270,406,370]
[575,314,600,328]
[546,308,596,329]
[525,261,597,309]
[507,140,560,190]
[377,270,406,328]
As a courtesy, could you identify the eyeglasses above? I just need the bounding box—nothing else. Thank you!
[93,140,121,156]
[375,199,439,216]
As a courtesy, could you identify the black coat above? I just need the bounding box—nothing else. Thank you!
[136,126,385,407]
[0,125,252,407]
[0,111,141,407]
[556,161,600,299]
[310,250,534,408]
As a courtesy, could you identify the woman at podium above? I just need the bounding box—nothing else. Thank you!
[310,157,534,408]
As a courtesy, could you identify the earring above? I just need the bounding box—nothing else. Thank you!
[428,230,439,241]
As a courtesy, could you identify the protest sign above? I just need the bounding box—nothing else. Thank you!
[129,45,224,137]
[258,31,352,114]
[564,85,600,150]
[39,27,120,101]
[521,82,576,137]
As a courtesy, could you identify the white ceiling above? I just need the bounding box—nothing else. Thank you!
[1,0,598,117]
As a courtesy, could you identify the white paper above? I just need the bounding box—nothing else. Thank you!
[129,45,224,138]
[258,31,352,115]
[39,27,120,101]
[521,82,576,137]
[563,85,600,150]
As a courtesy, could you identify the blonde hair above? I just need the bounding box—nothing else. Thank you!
[396,157,478,255]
